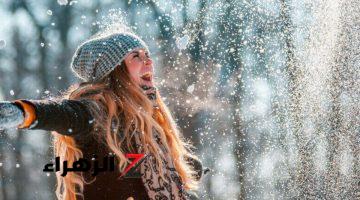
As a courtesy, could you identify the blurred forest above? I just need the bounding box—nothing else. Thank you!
[0,0,358,199]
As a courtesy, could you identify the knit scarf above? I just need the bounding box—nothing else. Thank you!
[135,86,189,200]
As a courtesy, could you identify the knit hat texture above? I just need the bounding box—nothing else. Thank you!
[70,32,149,82]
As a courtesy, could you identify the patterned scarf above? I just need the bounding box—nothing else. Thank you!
[135,86,189,200]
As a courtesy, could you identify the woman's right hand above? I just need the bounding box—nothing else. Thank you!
[0,101,24,129]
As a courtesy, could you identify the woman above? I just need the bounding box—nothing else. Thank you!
[0,31,204,200]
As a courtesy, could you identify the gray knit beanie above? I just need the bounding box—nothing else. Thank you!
[70,32,150,82]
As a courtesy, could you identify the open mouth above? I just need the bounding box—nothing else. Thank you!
[140,72,152,82]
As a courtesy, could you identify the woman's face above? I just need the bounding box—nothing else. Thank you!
[124,48,154,87]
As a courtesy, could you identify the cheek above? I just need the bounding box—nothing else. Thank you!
[126,61,141,81]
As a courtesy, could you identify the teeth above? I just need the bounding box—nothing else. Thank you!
[141,72,152,79]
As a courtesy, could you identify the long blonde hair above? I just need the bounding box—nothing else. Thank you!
[52,62,199,200]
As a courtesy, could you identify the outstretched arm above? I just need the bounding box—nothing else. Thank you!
[0,99,96,136]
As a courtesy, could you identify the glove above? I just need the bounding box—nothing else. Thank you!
[141,85,157,100]
[185,156,205,181]
[0,101,24,129]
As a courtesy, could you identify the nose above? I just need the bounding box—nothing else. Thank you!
[143,56,153,67]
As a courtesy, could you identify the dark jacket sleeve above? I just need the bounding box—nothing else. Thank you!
[17,99,96,137]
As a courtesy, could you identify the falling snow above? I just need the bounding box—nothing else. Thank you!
[176,35,190,50]
[57,0,68,6]
[0,0,358,199]
[46,10,52,16]
[186,84,195,94]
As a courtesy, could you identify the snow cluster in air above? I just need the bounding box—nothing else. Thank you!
[0,0,358,199]
[176,35,190,50]
[57,0,68,6]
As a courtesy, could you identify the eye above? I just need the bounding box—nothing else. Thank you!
[133,54,139,58]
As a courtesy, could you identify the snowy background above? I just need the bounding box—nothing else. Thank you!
[0,0,359,199]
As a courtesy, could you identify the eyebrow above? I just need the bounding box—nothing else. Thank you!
[130,51,140,55]
[130,51,150,56]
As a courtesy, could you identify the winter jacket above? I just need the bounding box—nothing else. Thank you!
[14,98,203,200]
